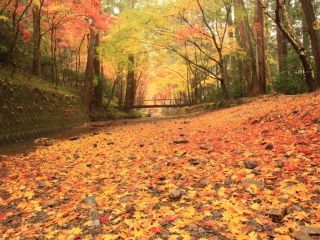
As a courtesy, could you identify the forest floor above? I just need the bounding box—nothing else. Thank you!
[1,92,320,240]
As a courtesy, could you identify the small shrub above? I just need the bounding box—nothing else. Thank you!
[229,82,246,99]
[274,72,308,95]
[211,87,225,101]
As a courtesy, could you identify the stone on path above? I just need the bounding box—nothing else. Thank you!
[265,144,274,150]
[168,189,183,201]
[173,139,189,144]
[125,205,136,214]
[35,138,53,146]
[69,136,80,141]
[266,208,287,223]
[244,160,258,169]
[84,196,96,206]
[294,226,320,240]
[241,178,265,190]
[189,158,200,166]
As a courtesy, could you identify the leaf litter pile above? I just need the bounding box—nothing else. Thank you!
[1,93,320,240]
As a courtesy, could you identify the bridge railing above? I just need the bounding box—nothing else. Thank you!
[120,99,192,109]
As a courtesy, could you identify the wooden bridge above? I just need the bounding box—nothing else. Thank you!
[121,99,192,109]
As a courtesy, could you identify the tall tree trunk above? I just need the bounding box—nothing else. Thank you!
[118,76,124,107]
[219,64,229,99]
[185,61,192,104]
[274,0,317,91]
[235,0,258,96]
[32,3,42,76]
[300,0,320,86]
[50,27,56,84]
[254,0,266,95]
[227,9,237,87]
[84,29,97,112]
[220,79,229,99]
[106,77,119,109]
[124,55,136,108]
[93,32,104,107]
[76,34,85,88]
[302,21,311,57]
[276,8,287,74]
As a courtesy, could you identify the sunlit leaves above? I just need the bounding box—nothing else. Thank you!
[0,15,8,22]
[313,19,320,30]
[68,227,82,236]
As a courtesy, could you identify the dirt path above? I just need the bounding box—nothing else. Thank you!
[1,93,320,239]
[0,107,211,156]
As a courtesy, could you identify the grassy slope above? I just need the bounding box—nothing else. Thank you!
[0,66,78,97]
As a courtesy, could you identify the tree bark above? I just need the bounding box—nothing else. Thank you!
[84,29,97,112]
[106,77,119,109]
[235,0,258,96]
[124,55,136,108]
[76,34,85,87]
[254,0,266,95]
[300,0,320,86]
[32,1,43,76]
[93,32,104,107]
[219,60,229,99]
[276,7,287,73]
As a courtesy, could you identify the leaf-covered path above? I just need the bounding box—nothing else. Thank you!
[1,93,320,240]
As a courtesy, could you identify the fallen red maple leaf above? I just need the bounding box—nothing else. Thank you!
[203,219,215,228]
[284,161,298,171]
[165,215,175,222]
[0,214,5,221]
[150,226,162,234]
[237,173,246,179]
[99,216,109,223]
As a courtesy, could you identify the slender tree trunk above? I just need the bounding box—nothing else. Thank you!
[76,34,85,87]
[50,28,55,84]
[8,0,19,67]
[302,21,311,57]
[93,32,104,107]
[218,51,229,99]
[220,79,228,99]
[50,28,59,86]
[186,62,192,104]
[118,76,124,107]
[84,29,97,112]
[276,8,287,73]
[254,0,266,95]
[300,0,320,86]
[106,77,118,109]
[235,0,257,96]
[53,38,58,87]
[32,4,42,76]
[227,10,237,87]
[124,55,136,108]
